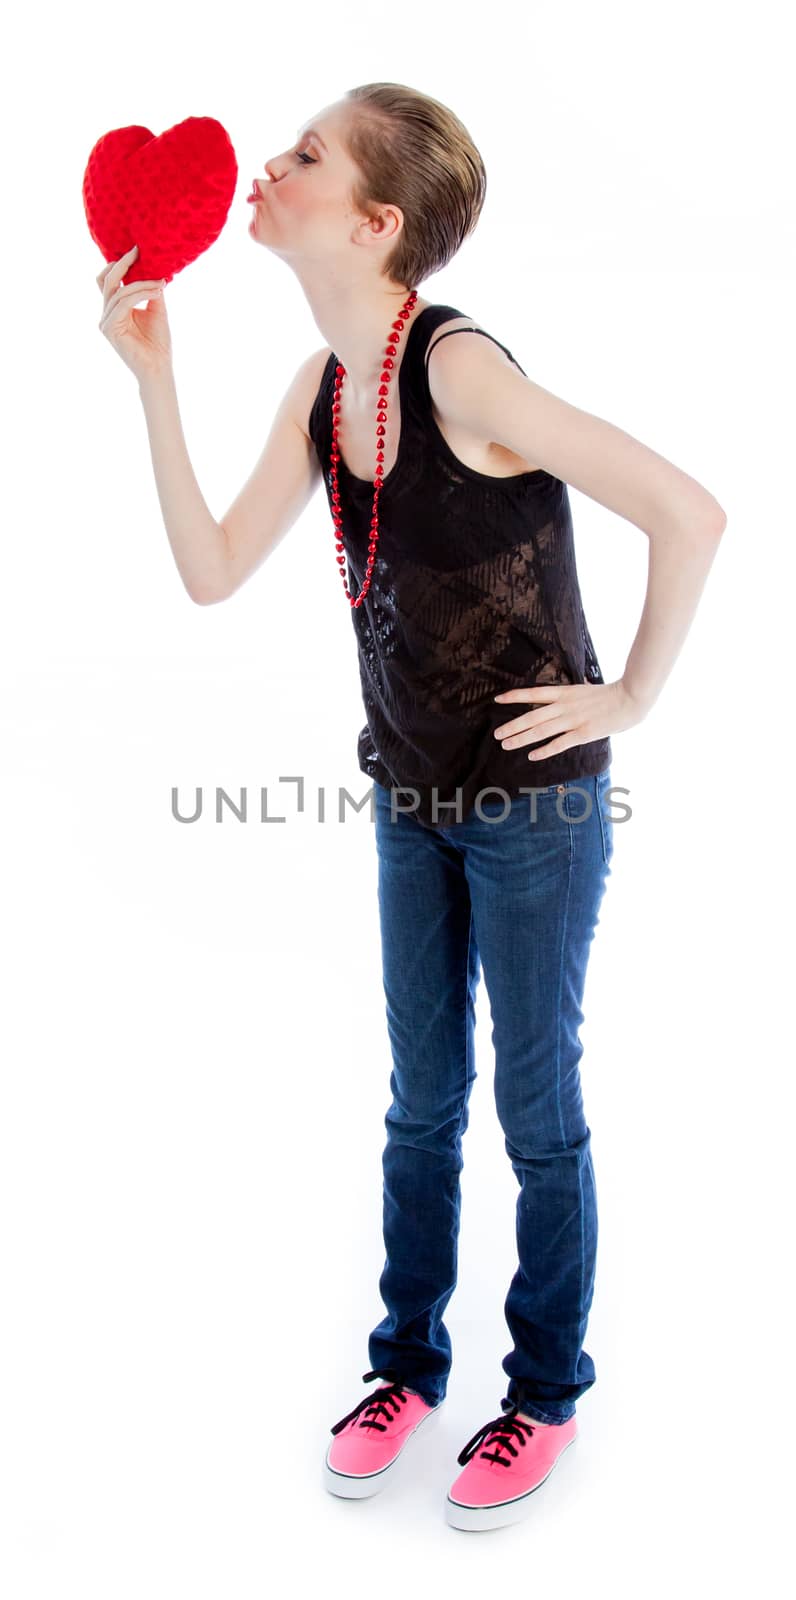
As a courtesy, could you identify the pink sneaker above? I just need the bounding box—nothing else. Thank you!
[324,1368,445,1499]
[446,1398,578,1530]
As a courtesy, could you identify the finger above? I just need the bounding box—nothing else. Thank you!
[98,284,164,334]
[499,708,564,745]
[102,278,165,318]
[496,708,549,736]
[99,245,140,298]
[528,737,577,762]
[496,686,561,705]
[521,715,577,749]
[96,244,138,286]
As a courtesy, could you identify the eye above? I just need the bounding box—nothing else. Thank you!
[294,149,317,164]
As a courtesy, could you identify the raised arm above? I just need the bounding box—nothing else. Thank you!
[137,346,329,605]
[97,247,329,605]
[216,346,330,602]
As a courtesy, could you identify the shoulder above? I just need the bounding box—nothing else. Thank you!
[423,315,517,370]
[423,316,522,410]
[424,314,484,355]
[293,345,335,442]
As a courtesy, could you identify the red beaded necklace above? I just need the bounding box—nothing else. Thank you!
[330,287,419,607]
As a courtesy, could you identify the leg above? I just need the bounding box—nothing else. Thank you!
[366,784,481,1407]
[455,774,614,1424]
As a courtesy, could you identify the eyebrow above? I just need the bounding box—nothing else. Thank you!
[296,127,328,153]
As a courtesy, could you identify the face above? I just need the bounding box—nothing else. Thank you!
[248,100,403,276]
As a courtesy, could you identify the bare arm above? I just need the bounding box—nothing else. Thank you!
[428,330,727,721]
[136,366,227,603]
[137,347,329,604]
[218,347,329,600]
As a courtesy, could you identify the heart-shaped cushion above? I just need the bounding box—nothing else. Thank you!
[82,116,238,285]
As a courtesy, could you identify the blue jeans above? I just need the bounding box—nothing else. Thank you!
[366,771,615,1424]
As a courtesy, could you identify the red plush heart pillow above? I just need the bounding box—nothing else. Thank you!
[82,116,238,285]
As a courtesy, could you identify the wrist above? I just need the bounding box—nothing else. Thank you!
[137,363,174,399]
[619,676,656,718]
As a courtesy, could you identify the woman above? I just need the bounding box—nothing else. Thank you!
[97,82,726,1533]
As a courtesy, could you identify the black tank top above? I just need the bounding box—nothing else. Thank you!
[308,304,612,827]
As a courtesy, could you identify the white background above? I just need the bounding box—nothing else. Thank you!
[2,0,792,1593]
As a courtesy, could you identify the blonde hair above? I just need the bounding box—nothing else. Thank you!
[341,81,487,288]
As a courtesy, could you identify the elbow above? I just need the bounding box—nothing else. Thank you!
[705,494,727,537]
[186,580,229,606]
[185,526,234,605]
[679,499,727,542]
[650,490,727,544]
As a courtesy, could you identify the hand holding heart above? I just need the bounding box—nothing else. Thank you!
[84,116,237,381]
[97,245,172,380]
[493,678,648,761]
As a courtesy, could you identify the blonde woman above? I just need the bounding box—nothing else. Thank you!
[98,82,726,1533]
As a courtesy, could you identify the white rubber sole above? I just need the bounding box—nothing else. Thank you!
[445,1433,578,1530]
[323,1397,446,1499]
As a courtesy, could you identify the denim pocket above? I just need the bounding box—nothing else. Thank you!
[519,781,571,800]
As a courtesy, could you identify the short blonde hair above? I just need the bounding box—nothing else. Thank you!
[341,81,487,289]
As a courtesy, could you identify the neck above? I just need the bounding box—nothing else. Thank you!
[294,270,427,404]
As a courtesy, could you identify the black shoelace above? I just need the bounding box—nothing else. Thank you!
[456,1398,535,1467]
[330,1368,414,1436]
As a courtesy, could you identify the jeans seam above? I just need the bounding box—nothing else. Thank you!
[554,806,575,1152]
[559,800,586,1336]
[454,907,477,1145]
[596,774,611,865]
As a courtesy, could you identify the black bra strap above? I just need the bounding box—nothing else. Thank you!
[424,326,527,378]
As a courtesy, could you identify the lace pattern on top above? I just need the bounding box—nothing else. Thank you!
[308,304,611,825]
